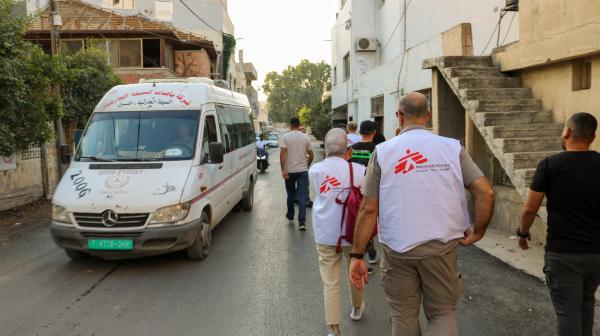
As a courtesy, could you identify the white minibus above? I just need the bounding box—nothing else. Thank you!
[51,78,256,260]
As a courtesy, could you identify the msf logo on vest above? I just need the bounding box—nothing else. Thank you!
[320,176,341,193]
[395,149,428,175]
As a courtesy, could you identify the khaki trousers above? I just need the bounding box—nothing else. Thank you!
[317,244,364,326]
[381,244,461,336]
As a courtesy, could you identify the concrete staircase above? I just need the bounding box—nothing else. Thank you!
[423,56,563,198]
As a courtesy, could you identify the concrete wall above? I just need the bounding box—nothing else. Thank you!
[494,0,600,71]
[0,144,60,211]
[519,55,600,151]
[174,50,212,78]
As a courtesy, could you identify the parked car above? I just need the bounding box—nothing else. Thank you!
[266,134,279,148]
[51,78,256,261]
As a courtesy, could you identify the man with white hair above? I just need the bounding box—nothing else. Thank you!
[309,128,367,336]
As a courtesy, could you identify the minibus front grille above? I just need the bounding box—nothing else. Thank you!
[74,213,149,228]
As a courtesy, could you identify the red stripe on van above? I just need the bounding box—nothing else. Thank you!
[189,160,256,204]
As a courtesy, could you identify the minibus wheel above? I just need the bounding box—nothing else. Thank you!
[187,212,211,260]
[65,248,90,261]
[240,179,254,211]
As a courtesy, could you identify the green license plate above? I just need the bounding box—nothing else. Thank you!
[88,239,133,250]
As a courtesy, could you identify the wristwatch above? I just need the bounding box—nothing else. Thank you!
[349,252,364,259]
[516,228,531,240]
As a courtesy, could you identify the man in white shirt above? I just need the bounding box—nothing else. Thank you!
[348,92,495,336]
[280,117,314,230]
[309,128,366,336]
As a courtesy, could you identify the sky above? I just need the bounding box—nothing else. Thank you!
[227,0,338,100]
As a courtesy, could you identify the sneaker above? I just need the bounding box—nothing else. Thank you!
[350,302,365,321]
[367,267,374,275]
[299,223,306,231]
[367,251,378,264]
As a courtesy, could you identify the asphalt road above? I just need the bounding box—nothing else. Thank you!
[0,144,598,336]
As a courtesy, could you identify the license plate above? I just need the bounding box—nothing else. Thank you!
[88,239,133,250]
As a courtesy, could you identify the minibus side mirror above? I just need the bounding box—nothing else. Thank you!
[208,142,224,164]
[60,144,72,164]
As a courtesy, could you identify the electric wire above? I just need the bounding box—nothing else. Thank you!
[178,0,222,34]
[479,20,500,56]
[381,0,412,52]
[500,12,517,46]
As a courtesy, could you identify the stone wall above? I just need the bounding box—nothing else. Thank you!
[0,144,60,211]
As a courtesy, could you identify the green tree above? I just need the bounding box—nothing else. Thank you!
[297,105,312,127]
[59,47,121,128]
[263,60,330,123]
[0,0,60,155]
[310,96,332,141]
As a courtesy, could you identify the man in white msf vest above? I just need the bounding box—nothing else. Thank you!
[348,92,495,336]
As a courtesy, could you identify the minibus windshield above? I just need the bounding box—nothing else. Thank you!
[75,110,199,162]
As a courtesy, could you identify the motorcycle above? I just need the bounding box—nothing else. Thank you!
[257,147,269,173]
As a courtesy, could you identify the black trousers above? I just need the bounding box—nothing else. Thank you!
[544,252,600,336]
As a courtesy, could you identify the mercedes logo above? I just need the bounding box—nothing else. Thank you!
[101,210,119,227]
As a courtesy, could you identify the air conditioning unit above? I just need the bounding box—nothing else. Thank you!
[356,38,378,52]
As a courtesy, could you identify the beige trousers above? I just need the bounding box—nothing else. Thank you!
[317,244,364,326]
[381,244,462,336]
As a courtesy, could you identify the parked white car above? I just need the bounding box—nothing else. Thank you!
[51,78,256,260]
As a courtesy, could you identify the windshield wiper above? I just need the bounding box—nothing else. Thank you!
[78,156,117,162]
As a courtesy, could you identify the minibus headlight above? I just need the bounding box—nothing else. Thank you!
[52,205,73,224]
[149,202,191,224]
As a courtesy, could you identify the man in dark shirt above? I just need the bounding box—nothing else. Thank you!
[349,120,379,267]
[349,120,377,166]
[518,112,600,336]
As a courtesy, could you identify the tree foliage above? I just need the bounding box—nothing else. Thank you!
[310,96,332,141]
[59,47,121,128]
[262,60,331,123]
[0,0,60,155]
[0,0,120,155]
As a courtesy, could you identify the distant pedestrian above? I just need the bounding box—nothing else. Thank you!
[348,92,495,336]
[349,120,379,266]
[373,132,386,145]
[346,121,361,146]
[280,117,314,231]
[518,112,600,336]
[309,128,367,336]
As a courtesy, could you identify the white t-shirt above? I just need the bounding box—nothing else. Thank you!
[281,130,312,173]
[256,140,268,149]
[309,157,366,246]
[347,133,361,146]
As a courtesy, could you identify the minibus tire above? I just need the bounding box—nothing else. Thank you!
[65,248,89,261]
[240,179,254,211]
[187,212,211,260]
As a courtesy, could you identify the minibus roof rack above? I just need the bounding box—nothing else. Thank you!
[138,77,215,85]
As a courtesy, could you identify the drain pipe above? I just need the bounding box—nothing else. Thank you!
[403,0,407,53]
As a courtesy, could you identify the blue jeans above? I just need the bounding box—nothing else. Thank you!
[285,171,308,225]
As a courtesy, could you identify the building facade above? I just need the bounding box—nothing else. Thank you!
[330,0,519,138]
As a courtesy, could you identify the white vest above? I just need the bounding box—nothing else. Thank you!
[309,157,366,246]
[376,129,470,253]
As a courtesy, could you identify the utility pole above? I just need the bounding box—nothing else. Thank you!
[49,0,66,176]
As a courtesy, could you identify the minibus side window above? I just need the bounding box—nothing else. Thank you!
[201,115,218,162]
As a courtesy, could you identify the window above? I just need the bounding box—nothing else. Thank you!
[572,57,592,91]
[155,1,172,21]
[76,110,200,162]
[103,0,134,9]
[201,115,218,163]
[333,66,337,86]
[343,53,350,80]
[119,39,142,67]
[216,105,254,153]
[60,39,83,54]
[371,95,384,117]
[142,39,161,68]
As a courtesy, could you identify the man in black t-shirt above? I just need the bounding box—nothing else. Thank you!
[518,112,600,336]
[349,120,379,267]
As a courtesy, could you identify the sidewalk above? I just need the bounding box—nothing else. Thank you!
[0,199,51,247]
